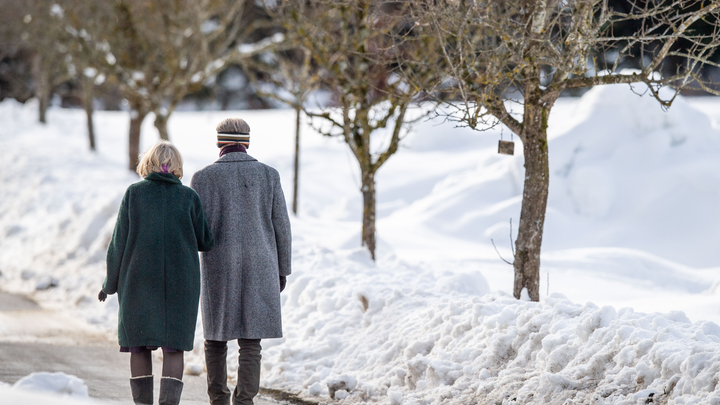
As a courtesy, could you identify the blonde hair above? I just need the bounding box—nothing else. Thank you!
[136,140,184,179]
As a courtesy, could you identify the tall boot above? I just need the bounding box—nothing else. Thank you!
[205,340,231,405]
[130,375,154,405]
[159,376,184,405]
[233,339,262,405]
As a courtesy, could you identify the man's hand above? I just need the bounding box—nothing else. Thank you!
[98,290,107,302]
[279,276,287,293]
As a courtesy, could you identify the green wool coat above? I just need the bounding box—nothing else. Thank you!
[103,172,214,351]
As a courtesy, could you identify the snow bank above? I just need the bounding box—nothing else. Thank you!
[259,239,720,404]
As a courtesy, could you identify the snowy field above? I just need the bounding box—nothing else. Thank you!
[1,83,720,404]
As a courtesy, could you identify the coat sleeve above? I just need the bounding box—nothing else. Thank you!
[192,193,215,252]
[103,189,130,295]
[271,171,292,276]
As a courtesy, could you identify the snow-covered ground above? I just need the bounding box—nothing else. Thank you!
[1,83,719,404]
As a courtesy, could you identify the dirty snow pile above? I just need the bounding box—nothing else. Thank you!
[0,82,720,404]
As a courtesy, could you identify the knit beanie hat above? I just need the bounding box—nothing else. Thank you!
[216,118,250,148]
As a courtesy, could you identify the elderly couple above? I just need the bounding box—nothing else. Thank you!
[99,118,292,405]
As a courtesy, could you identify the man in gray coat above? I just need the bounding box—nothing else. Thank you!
[191,118,292,405]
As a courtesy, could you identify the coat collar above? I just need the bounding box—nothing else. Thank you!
[215,152,258,164]
[145,172,182,184]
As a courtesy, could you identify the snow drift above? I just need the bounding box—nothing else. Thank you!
[262,245,720,404]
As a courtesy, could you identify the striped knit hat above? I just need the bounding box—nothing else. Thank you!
[216,118,250,148]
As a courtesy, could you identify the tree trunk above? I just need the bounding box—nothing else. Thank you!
[360,169,377,260]
[38,87,50,124]
[154,112,170,141]
[128,102,148,171]
[82,76,96,151]
[513,101,551,302]
[32,54,50,124]
[292,106,301,215]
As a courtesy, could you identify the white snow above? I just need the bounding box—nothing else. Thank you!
[1,83,719,404]
[13,372,89,398]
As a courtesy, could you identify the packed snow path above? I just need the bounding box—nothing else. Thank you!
[0,291,286,404]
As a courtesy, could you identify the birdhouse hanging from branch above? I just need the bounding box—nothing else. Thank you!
[498,140,514,155]
[498,128,514,155]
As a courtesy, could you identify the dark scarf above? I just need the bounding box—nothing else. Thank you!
[219,143,247,157]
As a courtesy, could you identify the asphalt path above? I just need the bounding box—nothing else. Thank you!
[0,290,285,404]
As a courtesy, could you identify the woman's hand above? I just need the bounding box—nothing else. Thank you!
[98,290,107,302]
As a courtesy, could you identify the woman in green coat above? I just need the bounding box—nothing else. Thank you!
[99,141,214,405]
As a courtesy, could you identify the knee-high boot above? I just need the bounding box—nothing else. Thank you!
[233,339,262,405]
[205,340,231,405]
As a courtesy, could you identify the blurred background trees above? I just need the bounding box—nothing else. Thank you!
[1,0,719,274]
[0,1,35,105]
[3,0,718,114]
[1,0,280,166]
[1,0,75,124]
[62,0,280,169]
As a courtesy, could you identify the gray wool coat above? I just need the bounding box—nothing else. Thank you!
[190,152,292,341]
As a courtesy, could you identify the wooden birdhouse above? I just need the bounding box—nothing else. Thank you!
[498,140,514,155]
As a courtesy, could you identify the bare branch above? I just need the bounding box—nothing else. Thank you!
[646,3,720,74]
[485,97,524,139]
[374,100,409,170]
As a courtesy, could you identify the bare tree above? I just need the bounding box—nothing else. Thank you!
[79,69,97,151]
[1,1,105,149]
[410,0,720,300]
[72,0,283,170]
[0,1,34,103]
[15,1,74,124]
[274,0,436,259]
[245,46,319,215]
[60,0,113,152]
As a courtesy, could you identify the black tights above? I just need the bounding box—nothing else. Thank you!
[130,350,184,380]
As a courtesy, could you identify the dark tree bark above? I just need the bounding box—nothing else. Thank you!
[512,84,556,301]
[292,106,301,215]
[128,100,148,171]
[81,76,96,151]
